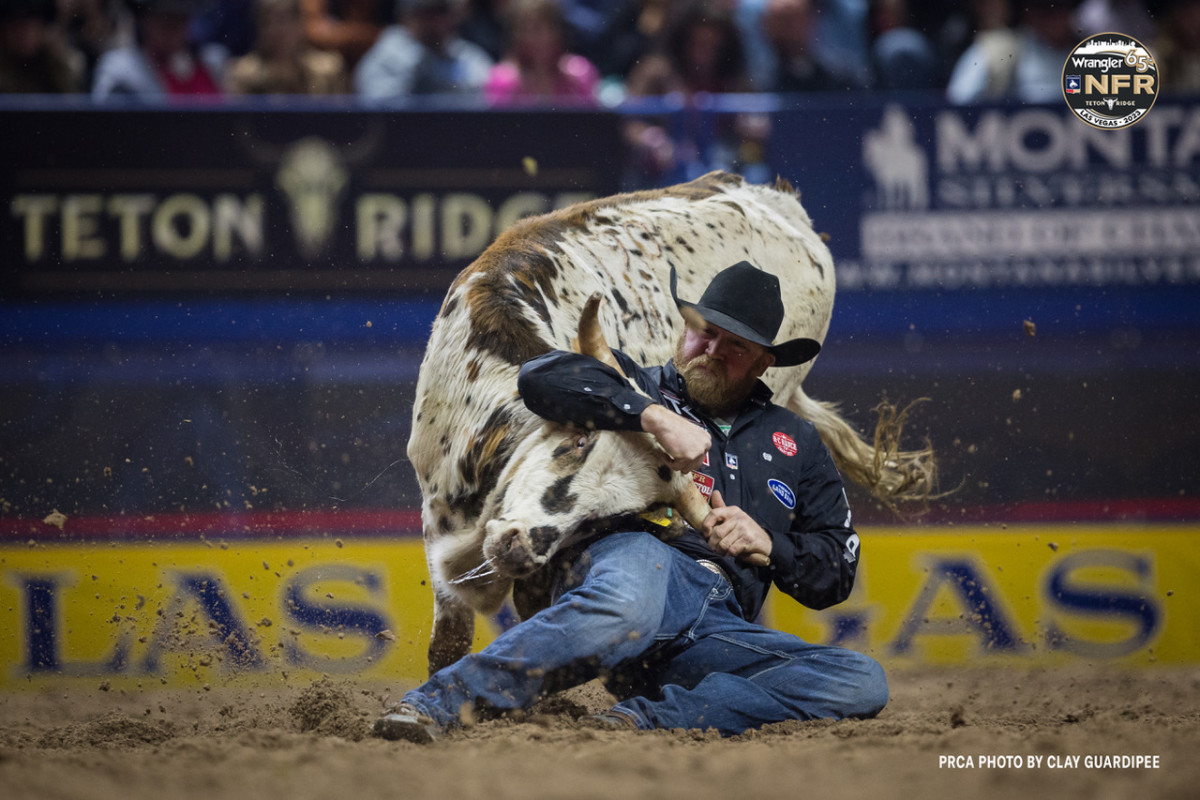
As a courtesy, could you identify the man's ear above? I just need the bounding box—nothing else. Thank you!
[755,351,776,377]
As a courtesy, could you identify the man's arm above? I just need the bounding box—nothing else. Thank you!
[639,404,710,473]
[517,350,710,472]
[768,438,859,610]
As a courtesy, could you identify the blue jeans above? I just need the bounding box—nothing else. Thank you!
[404,532,888,736]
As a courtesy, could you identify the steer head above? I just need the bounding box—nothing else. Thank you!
[481,294,712,577]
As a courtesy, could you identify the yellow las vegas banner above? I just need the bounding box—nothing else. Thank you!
[0,510,1196,690]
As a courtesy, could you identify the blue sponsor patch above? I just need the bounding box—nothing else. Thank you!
[767,478,795,510]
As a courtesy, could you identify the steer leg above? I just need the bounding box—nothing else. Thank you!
[428,590,475,676]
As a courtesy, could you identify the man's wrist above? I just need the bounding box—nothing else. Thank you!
[639,403,668,433]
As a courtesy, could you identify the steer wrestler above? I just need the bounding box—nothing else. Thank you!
[373,261,887,741]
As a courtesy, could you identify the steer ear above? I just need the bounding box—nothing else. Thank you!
[573,292,625,376]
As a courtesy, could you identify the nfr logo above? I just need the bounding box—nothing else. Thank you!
[1062,33,1158,129]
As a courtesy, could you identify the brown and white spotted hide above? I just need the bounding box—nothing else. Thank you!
[408,171,836,674]
[482,423,688,577]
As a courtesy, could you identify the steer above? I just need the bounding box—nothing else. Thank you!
[407,171,935,674]
[481,292,721,581]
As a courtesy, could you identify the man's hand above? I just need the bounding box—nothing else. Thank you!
[701,490,771,567]
[640,403,711,473]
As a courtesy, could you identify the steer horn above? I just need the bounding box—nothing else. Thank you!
[673,480,770,567]
[573,292,623,373]
[673,479,714,533]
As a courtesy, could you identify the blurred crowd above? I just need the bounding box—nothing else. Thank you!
[0,0,1197,102]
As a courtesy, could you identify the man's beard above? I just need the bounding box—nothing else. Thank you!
[674,338,760,418]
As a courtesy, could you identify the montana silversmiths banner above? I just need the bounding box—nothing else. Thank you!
[770,96,1200,294]
[2,108,623,297]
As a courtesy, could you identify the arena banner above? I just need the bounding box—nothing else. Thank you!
[1,106,623,297]
[770,524,1197,666]
[770,97,1200,296]
[1,515,1195,689]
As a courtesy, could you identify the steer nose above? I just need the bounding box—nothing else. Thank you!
[495,524,524,557]
[484,520,536,576]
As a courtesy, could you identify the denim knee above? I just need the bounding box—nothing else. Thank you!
[844,652,889,718]
[571,533,672,633]
[572,575,665,643]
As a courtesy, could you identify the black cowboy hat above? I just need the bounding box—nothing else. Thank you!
[670,262,821,368]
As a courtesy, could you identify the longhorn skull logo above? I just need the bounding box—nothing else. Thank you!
[239,124,383,260]
[275,137,347,259]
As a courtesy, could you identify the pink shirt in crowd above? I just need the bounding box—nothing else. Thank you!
[484,54,600,105]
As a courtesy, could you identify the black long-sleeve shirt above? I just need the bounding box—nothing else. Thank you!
[516,349,860,621]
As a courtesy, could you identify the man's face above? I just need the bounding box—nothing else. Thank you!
[674,318,775,416]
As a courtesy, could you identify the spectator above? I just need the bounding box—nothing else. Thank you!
[299,0,389,68]
[58,0,133,86]
[484,0,600,105]
[191,0,257,56]
[459,0,508,61]
[226,0,349,93]
[621,0,760,187]
[354,0,492,97]
[0,0,85,92]
[811,0,873,88]
[738,0,872,91]
[92,0,227,99]
[590,0,671,81]
[926,0,1012,85]
[1154,0,1200,95]
[759,0,856,93]
[1074,0,1155,41]
[625,0,750,96]
[558,0,625,63]
[946,0,1081,104]
[869,0,939,90]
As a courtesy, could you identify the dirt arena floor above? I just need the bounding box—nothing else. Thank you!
[2,665,1197,800]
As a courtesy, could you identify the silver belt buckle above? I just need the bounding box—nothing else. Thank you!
[696,558,731,585]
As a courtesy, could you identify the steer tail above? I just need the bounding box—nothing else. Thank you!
[789,387,939,515]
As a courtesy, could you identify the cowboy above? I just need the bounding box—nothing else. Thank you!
[374,261,887,741]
